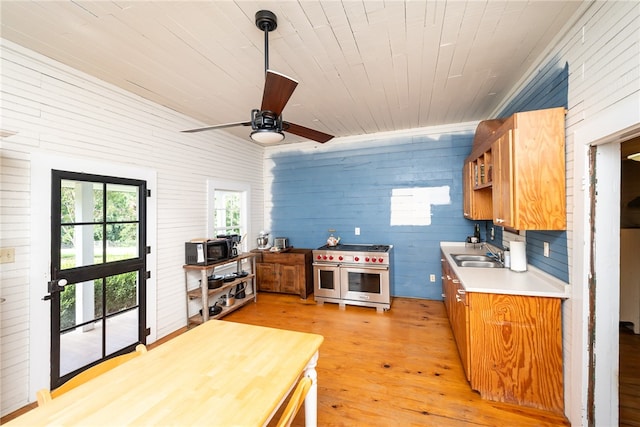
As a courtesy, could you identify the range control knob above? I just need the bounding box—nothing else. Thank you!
[329,255,334,260]
[316,255,322,260]
[339,256,344,261]
[322,255,328,260]
[354,257,360,262]
[365,257,370,262]
[372,258,377,262]
[378,258,384,263]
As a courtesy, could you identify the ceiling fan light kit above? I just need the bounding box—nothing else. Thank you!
[250,129,285,144]
[182,10,334,144]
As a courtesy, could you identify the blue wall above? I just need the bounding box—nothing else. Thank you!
[269,61,571,299]
[270,133,477,299]
[496,61,570,282]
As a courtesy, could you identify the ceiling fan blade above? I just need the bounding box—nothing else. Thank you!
[181,121,251,133]
[261,70,298,116]
[283,122,334,143]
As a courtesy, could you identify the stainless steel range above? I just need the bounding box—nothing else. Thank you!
[313,244,393,312]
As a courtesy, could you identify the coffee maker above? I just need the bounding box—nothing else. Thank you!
[217,234,240,257]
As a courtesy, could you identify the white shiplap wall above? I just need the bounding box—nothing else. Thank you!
[490,2,640,425]
[0,39,265,416]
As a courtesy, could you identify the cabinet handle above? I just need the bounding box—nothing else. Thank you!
[495,218,504,224]
[457,289,465,295]
[455,295,462,303]
[463,212,470,217]
[452,279,460,284]
[441,293,446,298]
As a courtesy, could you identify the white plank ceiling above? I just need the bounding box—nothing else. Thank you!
[0,1,583,145]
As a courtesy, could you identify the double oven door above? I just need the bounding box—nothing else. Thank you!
[313,262,389,305]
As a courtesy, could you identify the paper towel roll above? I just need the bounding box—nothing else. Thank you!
[510,241,527,272]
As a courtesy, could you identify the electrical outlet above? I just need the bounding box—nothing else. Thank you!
[543,242,550,257]
[429,274,436,282]
[0,248,15,264]
[355,227,360,236]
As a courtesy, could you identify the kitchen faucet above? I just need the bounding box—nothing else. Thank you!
[482,242,504,264]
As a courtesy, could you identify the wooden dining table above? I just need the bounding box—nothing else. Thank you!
[8,320,324,426]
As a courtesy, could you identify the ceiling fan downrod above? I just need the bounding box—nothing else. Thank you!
[255,10,277,75]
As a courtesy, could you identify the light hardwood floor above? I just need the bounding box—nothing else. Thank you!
[5,294,638,425]
[226,293,570,427]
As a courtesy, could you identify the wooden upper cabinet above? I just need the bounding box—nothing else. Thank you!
[462,162,492,220]
[465,107,566,230]
[491,130,513,227]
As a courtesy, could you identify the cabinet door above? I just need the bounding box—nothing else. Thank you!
[463,162,493,220]
[256,263,279,292]
[451,280,470,381]
[492,131,513,227]
[468,293,563,412]
[279,264,300,295]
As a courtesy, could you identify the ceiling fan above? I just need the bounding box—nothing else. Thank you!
[182,10,334,144]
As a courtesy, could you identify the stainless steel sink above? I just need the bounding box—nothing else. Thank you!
[451,254,503,268]
[451,254,495,262]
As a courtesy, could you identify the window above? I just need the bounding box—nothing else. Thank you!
[208,180,250,249]
[213,190,241,236]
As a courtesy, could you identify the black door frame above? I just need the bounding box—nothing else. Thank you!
[50,170,147,389]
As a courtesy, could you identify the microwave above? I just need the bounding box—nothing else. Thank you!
[185,239,233,266]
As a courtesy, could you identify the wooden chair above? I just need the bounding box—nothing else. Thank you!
[276,376,312,427]
[36,344,147,407]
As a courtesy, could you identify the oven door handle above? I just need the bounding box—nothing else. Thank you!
[313,263,340,268]
[341,264,388,270]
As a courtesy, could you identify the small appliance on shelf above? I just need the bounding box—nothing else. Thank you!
[257,231,270,250]
[273,237,289,251]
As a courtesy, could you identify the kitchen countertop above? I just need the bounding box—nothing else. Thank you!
[440,242,569,298]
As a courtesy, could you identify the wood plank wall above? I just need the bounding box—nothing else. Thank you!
[0,39,265,416]
[488,2,640,424]
[263,127,477,300]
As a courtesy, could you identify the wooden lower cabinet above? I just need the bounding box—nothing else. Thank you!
[441,256,563,414]
[441,256,471,380]
[468,292,563,413]
[254,249,313,299]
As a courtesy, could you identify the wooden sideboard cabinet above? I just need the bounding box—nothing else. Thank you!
[254,248,313,299]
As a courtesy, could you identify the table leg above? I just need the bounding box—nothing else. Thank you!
[303,351,319,427]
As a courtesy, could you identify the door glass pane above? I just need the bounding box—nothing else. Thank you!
[106,309,138,356]
[60,280,102,331]
[106,223,138,262]
[105,272,138,316]
[59,279,104,376]
[60,180,103,222]
[60,322,103,376]
[60,224,104,269]
[106,184,138,222]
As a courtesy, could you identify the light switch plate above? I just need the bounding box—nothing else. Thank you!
[429,274,436,282]
[543,242,550,257]
[354,227,360,235]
